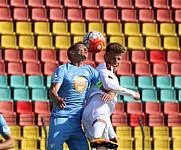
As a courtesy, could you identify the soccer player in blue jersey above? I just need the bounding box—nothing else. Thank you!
[47,42,112,150]
[0,114,15,149]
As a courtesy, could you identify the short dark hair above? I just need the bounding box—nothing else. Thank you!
[106,42,126,54]
[67,41,85,60]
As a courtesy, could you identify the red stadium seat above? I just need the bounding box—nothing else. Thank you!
[31,8,48,21]
[34,101,50,114]
[37,113,50,126]
[153,0,170,9]
[135,63,151,76]
[121,9,138,22]
[0,101,14,114]
[0,0,9,8]
[64,0,81,8]
[167,115,181,127]
[103,9,120,22]
[171,63,181,76]
[148,114,165,127]
[28,0,45,8]
[59,50,70,64]
[117,63,133,76]
[0,7,12,21]
[85,9,102,22]
[0,62,6,75]
[127,102,143,115]
[171,0,181,9]
[135,0,151,9]
[13,8,30,21]
[156,9,173,23]
[112,102,125,115]
[16,101,33,114]
[82,0,99,8]
[0,51,3,62]
[167,51,181,64]
[43,62,58,76]
[149,50,166,64]
[49,8,66,22]
[99,0,116,9]
[131,50,148,64]
[67,8,84,22]
[117,0,133,9]
[3,113,17,125]
[175,10,181,23]
[4,49,21,62]
[122,51,130,64]
[139,9,155,22]
[164,102,180,115]
[8,62,24,75]
[46,0,63,8]
[25,62,42,76]
[129,114,146,127]
[153,63,169,76]
[22,50,39,63]
[111,114,128,127]
[41,50,58,63]
[19,114,35,126]
[10,0,27,8]
[145,102,162,115]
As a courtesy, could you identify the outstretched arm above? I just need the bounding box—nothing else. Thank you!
[0,134,15,150]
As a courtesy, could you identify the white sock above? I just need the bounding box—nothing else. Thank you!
[92,121,106,139]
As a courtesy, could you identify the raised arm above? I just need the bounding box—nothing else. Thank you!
[0,133,15,150]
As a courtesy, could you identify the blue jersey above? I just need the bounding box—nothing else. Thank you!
[51,63,101,119]
[0,114,11,136]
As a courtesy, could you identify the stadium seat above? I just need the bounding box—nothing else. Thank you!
[149,115,164,130]
[109,36,126,47]
[7,62,24,75]
[153,139,170,150]
[10,75,27,89]
[124,23,141,36]
[31,8,48,21]
[22,50,39,63]
[16,22,33,35]
[0,88,11,101]
[167,50,181,64]
[28,76,45,89]
[141,89,158,102]
[112,102,125,115]
[59,50,70,64]
[72,35,84,44]
[142,23,159,36]
[19,35,36,50]
[25,62,42,76]
[173,139,181,150]
[174,76,181,90]
[135,63,152,76]
[145,36,162,50]
[0,75,8,88]
[13,88,30,102]
[43,62,58,76]
[2,113,16,125]
[156,76,173,89]
[88,22,105,35]
[115,126,132,140]
[117,0,133,9]
[164,102,180,115]
[64,0,80,8]
[171,63,181,76]
[0,21,14,35]
[34,101,50,114]
[119,76,136,90]
[160,23,177,36]
[153,126,170,139]
[171,0,181,9]
[129,114,146,127]
[4,49,21,62]
[20,138,37,149]
[55,36,71,50]
[150,50,166,64]
[70,22,86,35]
[0,62,6,75]
[13,8,30,21]
[111,114,128,127]
[103,9,120,22]
[0,101,14,114]
[153,0,170,9]
[28,0,45,8]
[139,9,155,22]
[138,76,155,90]
[1,35,18,49]
[85,8,102,22]
[160,89,177,102]
[52,22,69,35]
[135,0,151,9]
[156,9,173,23]
[121,9,138,22]
[135,139,151,150]
[0,7,12,21]
[145,102,162,115]
[37,113,50,126]
[99,0,116,8]
[16,101,33,114]
[117,139,133,150]
[9,125,21,140]
[37,35,54,50]
[106,23,123,36]
[46,0,63,8]
[127,102,143,115]
[163,37,180,50]
[171,126,181,139]
[0,51,3,63]
[134,126,151,140]
[82,0,99,8]
[34,22,51,35]
[32,88,48,102]
[46,75,52,89]
[127,36,144,50]
[67,8,84,22]
[175,9,181,23]
[153,63,169,76]
[0,0,9,8]
[22,126,40,140]
[49,8,66,22]
[41,50,58,63]
[131,50,148,64]
[116,63,133,76]
[10,0,27,7]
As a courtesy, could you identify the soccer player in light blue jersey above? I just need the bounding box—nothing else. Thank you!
[47,42,111,150]
[0,114,15,149]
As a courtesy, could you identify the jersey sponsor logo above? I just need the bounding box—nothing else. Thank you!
[2,126,10,133]
[74,76,87,93]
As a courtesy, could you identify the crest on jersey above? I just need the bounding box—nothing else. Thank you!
[74,76,87,93]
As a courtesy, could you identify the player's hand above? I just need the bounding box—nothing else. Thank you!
[101,93,112,103]
[55,98,66,109]
[134,92,140,100]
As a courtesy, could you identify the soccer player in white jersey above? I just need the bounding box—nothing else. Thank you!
[82,42,140,149]
[0,114,15,149]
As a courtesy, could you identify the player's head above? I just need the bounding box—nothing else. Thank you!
[104,42,126,72]
[67,41,88,61]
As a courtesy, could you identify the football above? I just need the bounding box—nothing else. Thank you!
[83,31,106,53]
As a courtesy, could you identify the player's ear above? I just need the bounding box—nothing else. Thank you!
[69,50,75,55]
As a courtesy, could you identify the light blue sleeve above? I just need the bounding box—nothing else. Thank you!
[0,114,11,135]
[51,65,65,84]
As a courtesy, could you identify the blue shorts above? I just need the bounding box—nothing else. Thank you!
[47,117,89,150]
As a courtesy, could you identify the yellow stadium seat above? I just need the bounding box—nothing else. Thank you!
[134,126,152,140]
[179,23,181,36]
[9,125,22,140]
[21,138,38,150]
[171,126,181,139]
[153,126,170,140]
[160,23,177,36]
[106,22,124,36]
[1,35,18,49]
[0,21,15,35]
[142,23,159,36]
[70,22,86,35]
[135,139,152,150]
[34,22,51,35]
[19,35,36,49]
[124,23,141,36]
[88,22,105,36]
[163,37,180,50]
[52,22,70,36]
[116,126,133,140]
[127,36,144,50]
[145,36,163,50]
[55,35,71,50]
[40,138,46,150]
[37,35,54,49]
[117,139,133,150]
[73,35,84,44]
[22,126,40,140]
[173,139,181,150]
[41,126,49,138]
[153,139,170,150]
[109,36,126,47]
[16,22,33,35]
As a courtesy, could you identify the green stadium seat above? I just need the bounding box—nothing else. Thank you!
[178,90,181,103]
[0,88,11,101]
[119,76,137,90]
[160,89,177,103]
[156,76,173,90]
[174,76,181,90]
[28,76,45,89]
[31,88,49,102]
[138,76,155,90]
[10,75,27,89]
[141,89,158,102]
[0,75,9,88]
[13,88,30,102]
[123,95,136,103]
[46,75,52,89]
